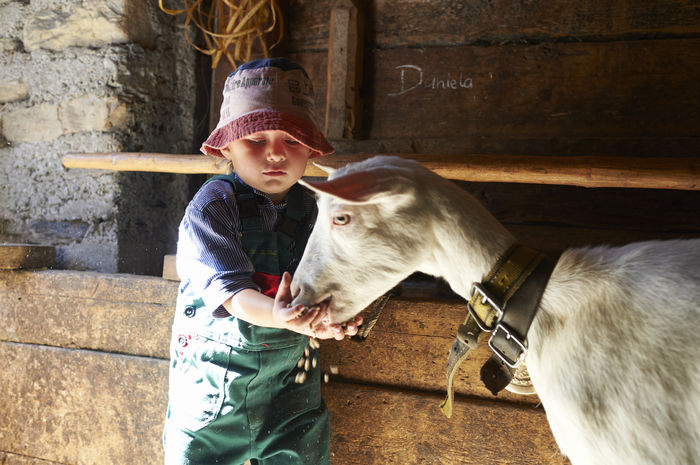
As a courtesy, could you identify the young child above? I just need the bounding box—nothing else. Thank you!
[163,58,362,465]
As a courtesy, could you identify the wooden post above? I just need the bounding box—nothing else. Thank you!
[325,0,363,139]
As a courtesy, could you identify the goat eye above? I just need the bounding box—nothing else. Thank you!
[333,214,350,225]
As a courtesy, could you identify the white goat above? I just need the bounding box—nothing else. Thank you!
[290,155,700,465]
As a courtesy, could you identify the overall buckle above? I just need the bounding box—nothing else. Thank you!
[467,282,503,332]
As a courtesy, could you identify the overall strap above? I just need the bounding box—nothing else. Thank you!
[205,174,305,239]
[276,183,311,262]
[227,176,263,233]
[202,174,262,232]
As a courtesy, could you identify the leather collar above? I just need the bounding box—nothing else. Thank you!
[441,244,556,417]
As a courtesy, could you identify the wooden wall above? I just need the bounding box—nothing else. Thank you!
[0,271,173,464]
[0,270,566,464]
[212,0,700,250]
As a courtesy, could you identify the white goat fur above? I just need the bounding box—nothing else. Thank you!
[291,155,700,465]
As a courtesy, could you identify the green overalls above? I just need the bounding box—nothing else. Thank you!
[164,177,329,465]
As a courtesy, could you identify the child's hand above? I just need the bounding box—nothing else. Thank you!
[273,272,362,340]
[272,272,324,336]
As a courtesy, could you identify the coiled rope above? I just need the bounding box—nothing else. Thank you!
[158,0,284,69]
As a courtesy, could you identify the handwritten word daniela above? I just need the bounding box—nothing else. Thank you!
[387,65,473,97]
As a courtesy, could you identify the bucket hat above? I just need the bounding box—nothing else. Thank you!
[201,58,334,158]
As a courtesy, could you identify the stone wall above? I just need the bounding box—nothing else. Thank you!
[0,0,202,274]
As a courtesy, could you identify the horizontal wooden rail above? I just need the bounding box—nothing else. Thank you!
[62,152,232,174]
[62,152,700,190]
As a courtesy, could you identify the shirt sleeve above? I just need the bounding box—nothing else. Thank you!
[175,180,260,313]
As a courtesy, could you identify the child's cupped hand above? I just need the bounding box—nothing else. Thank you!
[273,272,362,340]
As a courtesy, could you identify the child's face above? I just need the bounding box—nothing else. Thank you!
[221,130,313,204]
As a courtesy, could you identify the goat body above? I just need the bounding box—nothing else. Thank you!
[290,155,700,465]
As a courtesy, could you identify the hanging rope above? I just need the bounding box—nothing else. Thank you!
[159,0,284,69]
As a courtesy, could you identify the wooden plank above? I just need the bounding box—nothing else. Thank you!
[325,0,363,139]
[363,39,700,141]
[319,297,541,405]
[0,269,536,404]
[0,341,168,465]
[469,182,700,233]
[281,40,700,157]
[0,270,176,308]
[323,381,569,464]
[0,452,62,465]
[162,254,179,281]
[507,223,700,259]
[466,181,700,254]
[0,244,55,270]
[0,270,176,358]
[286,0,700,50]
[62,152,700,190]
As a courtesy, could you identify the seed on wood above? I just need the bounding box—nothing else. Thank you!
[330,365,339,375]
[323,373,330,383]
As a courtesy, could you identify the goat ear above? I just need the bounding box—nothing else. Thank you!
[312,161,337,175]
[299,170,392,204]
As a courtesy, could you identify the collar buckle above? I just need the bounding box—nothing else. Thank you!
[467,282,503,332]
[488,323,527,368]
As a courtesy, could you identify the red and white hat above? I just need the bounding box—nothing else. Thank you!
[201,58,334,158]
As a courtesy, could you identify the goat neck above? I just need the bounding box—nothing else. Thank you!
[417,175,516,300]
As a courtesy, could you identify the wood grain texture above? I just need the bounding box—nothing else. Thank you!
[62,152,700,190]
[0,271,544,404]
[0,270,176,358]
[62,152,231,174]
[319,297,542,404]
[323,381,569,464]
[285,0,700,50]
[0,451,63,464]
[361,40,700,141]
[305,154,700,190]
[0,340,566,465]
[282,40,700,158]
[325,0,363,139]
[0,244,55,270]
[0,341,169,465]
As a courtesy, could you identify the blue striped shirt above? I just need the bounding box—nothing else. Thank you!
[176,174,317,316]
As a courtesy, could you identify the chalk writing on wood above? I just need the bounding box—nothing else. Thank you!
[388,65,474,97]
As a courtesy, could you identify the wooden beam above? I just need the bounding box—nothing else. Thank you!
[0,270,176,359]
[62,152,231,174]
[0,244,55,270]
[325,0,363,139]
[62,152,700,190]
